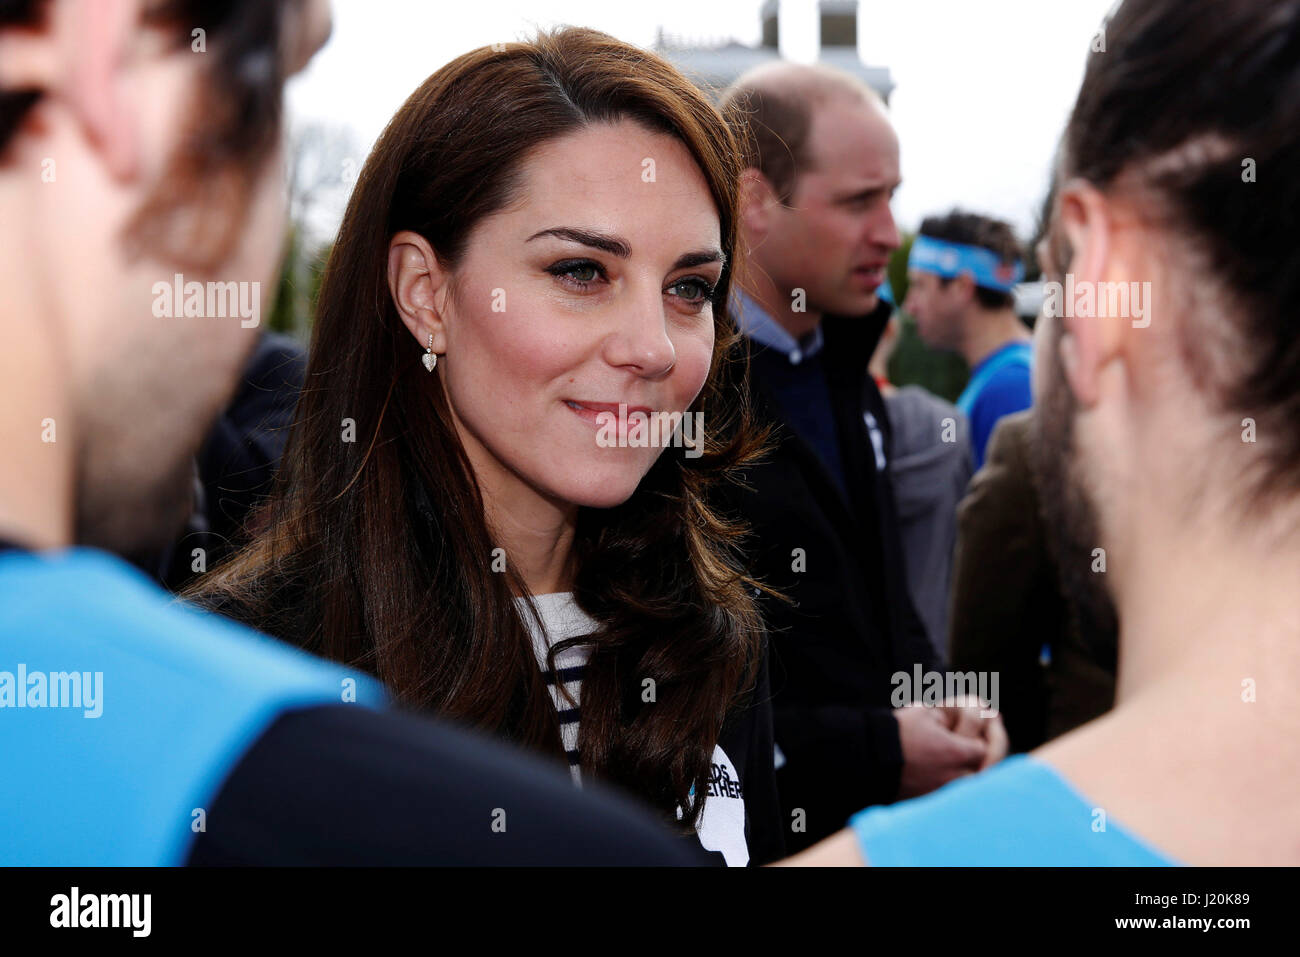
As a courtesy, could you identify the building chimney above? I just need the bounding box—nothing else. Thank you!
[760,0,779,49]
[819,0,857,47]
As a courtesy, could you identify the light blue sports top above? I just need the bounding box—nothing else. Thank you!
[849,754,1178,866]
[957,340,1033,470]
[0,546,387,865]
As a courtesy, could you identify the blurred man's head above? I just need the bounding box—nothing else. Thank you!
[1030,0,1300,634]
[0,0,329,560]
[904,210,1023,352]
[721,62,900,325]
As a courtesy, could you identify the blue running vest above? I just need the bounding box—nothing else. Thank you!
[849,754,1177,866]
[0,547,386,865]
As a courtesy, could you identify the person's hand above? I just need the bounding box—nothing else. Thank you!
[894,700,1001,799]
[940,695,1009,771]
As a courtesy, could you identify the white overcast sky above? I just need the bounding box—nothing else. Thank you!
[285,0,1118,243]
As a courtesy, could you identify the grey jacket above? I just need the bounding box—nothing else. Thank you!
[883,385,974,658]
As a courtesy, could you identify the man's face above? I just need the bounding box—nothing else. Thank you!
[759,97,901,316]
[903,269,965,350]
[55,0,331,561]
[1030,229,1119,658]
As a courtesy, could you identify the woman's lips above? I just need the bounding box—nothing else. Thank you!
[563,400,654,428]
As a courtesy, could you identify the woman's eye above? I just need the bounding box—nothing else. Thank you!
[546,260,604,287]
[668,277,715,303]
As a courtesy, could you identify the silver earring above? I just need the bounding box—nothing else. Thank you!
[422,333,438,372]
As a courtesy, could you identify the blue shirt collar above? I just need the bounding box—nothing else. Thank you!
[969,339,1033,377]
[732,289,824,366]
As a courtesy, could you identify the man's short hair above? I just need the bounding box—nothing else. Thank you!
[917,210,1024,310]
[720,62,881,205]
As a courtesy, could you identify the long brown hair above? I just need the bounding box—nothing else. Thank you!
[188,27,772,828]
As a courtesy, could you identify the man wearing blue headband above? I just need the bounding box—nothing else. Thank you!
[904,212,1032,469]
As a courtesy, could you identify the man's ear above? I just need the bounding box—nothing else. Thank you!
[69,0,141,179]
[737,167,778,246]
[1056,178,1120,409]
[0,0,143,178]
[388,230,451,353]
[950,272,977,308]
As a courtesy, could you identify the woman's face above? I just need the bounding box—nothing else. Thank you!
[435,120,722,513]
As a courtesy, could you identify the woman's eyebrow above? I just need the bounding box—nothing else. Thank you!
[527,227,631,258]
[526,227,724,271]
[674,249,726,271]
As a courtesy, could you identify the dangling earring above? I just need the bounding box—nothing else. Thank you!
[422,333,438,372]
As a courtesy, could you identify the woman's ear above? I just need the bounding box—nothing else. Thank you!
[388,230,450,353]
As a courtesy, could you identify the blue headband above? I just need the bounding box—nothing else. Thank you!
[908,234,1024,292]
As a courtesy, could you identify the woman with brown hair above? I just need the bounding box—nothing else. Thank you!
[188,26,783,865]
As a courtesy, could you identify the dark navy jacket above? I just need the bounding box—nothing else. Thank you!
[720,300,941,852]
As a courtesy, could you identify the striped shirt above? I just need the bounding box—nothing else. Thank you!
[514,591,753,865]
[515,592,596,785]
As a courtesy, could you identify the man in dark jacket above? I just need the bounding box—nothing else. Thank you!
[156,331,307,591]
[720,63,1007,851]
